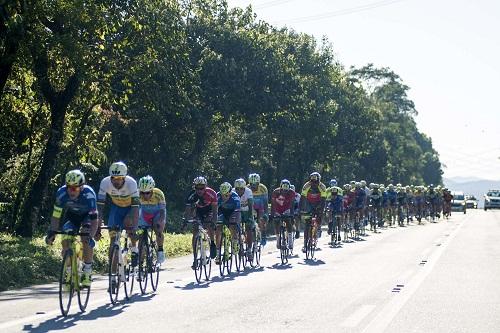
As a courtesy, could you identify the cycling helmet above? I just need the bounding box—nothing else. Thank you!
[309,172,321,182]
[343,184,351,191]
[429,184,434,189]
[234,178,246,189]
[373,183,379,189]
[66,170,85,186]
[193,176,207,186]
[248,173,260,184]
[138,175,155,192]
[355,182,361,188]
[329,179,337,187]
[290,184,296,191]
[280,179,291,190]
[360,180,367,187]
[219,182,232,195]
[405,185,411,191]
[388,184,394,190]
[109,161,127,176]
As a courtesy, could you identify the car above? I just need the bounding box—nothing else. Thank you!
[465,194,478,209]
[484,190,500,210]
[451,191,467,214]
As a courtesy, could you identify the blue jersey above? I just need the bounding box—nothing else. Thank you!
[354,188,366,209]
[328,195,344,214]
[53,185,97,219]
[387,190,397,205]
[217,191,241,218]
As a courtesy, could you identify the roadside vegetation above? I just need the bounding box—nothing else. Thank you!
[0,232,191,291]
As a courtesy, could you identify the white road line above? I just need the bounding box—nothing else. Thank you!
[341,305,377,327]
[362,220,466,333]
[0,296,109,330]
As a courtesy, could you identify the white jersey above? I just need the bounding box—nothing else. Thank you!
[98,176,139,208]
[239,187,254,212]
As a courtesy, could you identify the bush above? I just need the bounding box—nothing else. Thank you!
[0,231,192,291]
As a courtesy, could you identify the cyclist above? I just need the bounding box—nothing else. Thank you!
[300,172,327,251]
[45,170,98,288]
[396,185,407,226]
[327,187,343,242]
[138,175,166,264]
[216,182,241,264]
[291,184,301,239]
[185,176,218,269]
[386,184,398,226]
[369,184,383,230]
[248,173,269,246]
[353,182,366,232]
[414,186,425,223]
[270,179,296,250]
[426,184,439,221]
[442,188,453,218]
[234,178,255,260]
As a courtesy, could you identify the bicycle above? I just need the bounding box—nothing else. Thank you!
[216,218,240,276]
[329,212,342,246]
[302,211,320,260]
[183,218,212,283]
[54,230,92,317]
[103,226,134,304]
[243,219,262,268]
[137,225,161,293]
[271,214,294,264]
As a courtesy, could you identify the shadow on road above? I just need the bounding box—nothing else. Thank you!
[298,259,326,266]
[22,294,155,332]
[174,266,265,290]
[267,263,292,270]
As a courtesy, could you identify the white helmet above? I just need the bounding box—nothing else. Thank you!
[248,173,260,184]
[109,162,127,176]
[66,169,85,186]
[193,176,207,186]
[138,175,155,192]
[234,178,246,189]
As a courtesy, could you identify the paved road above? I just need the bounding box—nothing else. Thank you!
[1,210,500,332]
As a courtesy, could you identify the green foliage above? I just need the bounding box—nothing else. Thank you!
[1,0,443,234]
[0,231,192,291]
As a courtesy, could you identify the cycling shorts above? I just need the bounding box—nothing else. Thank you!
[139,210,163,227]
[108,204,133,229]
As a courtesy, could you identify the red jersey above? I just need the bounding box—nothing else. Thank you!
[271,188,296,215]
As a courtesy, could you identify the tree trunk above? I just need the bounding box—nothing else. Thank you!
[16,49,80,237]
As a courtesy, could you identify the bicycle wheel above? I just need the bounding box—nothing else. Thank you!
[233,237,242,272]
[138,239,149,294]
[149,239,160,291]
[218,229,225,277]
[194,235,203,283]
[123,248,134,300]
[280,227,288,264]
[203,236,212,281]
[59,250,74,317]
[77,256,91,312]
[225,235,233,275]
[108,245,121,304]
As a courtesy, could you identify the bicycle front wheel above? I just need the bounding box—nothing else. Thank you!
[77,255,91,312]
[59,250,74,317]
[149,241,160,291]
[138,239,149,294]
[194,235,203,283]
[123,248,134,300]
[108,245,121,305]
[280,227,288,264]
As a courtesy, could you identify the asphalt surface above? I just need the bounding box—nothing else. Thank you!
[1,210,500,332]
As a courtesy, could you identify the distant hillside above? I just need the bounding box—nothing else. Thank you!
[444,177,500,208]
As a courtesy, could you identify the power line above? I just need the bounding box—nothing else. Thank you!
[270,0,409,25]
[254,0,296,10]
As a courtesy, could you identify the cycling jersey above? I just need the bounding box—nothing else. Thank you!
[370,190,383,207]
[328,195,344,214]
[98,176,140,207]
[397,191,407,205]
[386,190,397,205]
[271,188,295,215]
[53,185,97,225]
[249,183,268,212]
[301,181,327,204]
[238,187,253,212]
[326,186,344,200]
[186,187,218,218]
[354,188,366,209]
[217,191,241,219]
[139,188,166,226]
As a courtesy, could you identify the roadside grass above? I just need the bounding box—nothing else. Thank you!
[0,232,192,292]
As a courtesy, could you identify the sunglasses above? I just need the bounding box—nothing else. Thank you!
[67,185,81,191]
[195,186,206,191]
[140,191,152,195]
[111,176,125,180]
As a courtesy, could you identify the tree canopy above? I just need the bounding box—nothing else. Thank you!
[0,0,443,236]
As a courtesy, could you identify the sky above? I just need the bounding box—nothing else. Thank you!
[227,0,500,181]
